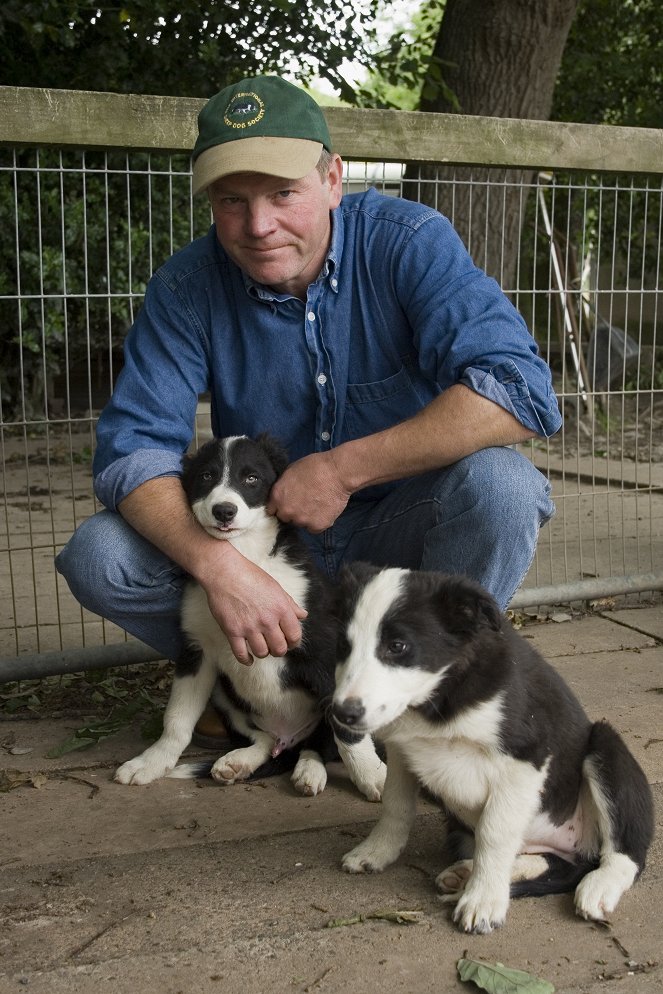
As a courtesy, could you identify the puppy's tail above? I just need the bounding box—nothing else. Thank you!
[167,760,215,780]
[510,854,599,898]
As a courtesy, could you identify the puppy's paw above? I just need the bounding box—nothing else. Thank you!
[435,858,473,899]
[354,760,387,803]
[114,749,172,785]
[210,748,258,784]
[342,836,399,874]
[574,857,637,921]
[450,881,509,934]
[291,753,327,796]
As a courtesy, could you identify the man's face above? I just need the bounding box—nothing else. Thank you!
[208,155,343,300]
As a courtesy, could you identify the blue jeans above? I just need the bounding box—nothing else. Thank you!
[55,447,554,659]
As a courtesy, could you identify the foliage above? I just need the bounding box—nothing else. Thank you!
[544,0,663,299]
[0,0,379,97]
[351,1,455,111]
[552,0,663,128]
[0,664,170,749]
[0,147,210,421]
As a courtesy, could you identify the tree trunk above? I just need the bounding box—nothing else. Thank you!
[405,0,579,286]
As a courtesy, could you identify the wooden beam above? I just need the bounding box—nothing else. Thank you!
[2,85,663,174]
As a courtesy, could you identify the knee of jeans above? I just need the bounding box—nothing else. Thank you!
[437,448,553,529]
[56,512,136,610]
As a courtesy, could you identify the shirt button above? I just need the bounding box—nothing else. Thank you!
[317,373,327,385]
[321,431,331,442]
[308,311,315,322]
[330,278,338,288]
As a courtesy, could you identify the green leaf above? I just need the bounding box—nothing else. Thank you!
[46,735,99,758]
[457,959,555,994]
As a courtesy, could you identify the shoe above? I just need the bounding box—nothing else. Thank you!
[191,703,232,749]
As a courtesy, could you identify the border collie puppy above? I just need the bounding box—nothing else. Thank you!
[115,435,385,800]
[331,563,654,933]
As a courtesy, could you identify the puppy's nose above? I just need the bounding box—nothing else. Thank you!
[212,501,238,525]
[332,697,365,726]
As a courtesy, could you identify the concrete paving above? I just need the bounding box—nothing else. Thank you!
[1,605,662,994]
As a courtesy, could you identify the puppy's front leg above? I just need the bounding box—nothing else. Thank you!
[335,731,386,802]
[115,652,216,785]
[342,745,417,873]
[447,763,543,933]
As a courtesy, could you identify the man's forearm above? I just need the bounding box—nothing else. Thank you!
[332,384,537,494]
[118,476,231,585]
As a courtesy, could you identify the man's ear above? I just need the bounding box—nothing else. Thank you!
[327,153,344,209]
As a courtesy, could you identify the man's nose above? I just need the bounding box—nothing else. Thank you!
[245,201,277,237]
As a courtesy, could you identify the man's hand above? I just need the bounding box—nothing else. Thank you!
[267,450,352,533]
[199,545,307,665]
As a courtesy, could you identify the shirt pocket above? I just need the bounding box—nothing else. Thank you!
[343,364,426,441]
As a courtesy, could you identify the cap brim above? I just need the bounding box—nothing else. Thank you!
[192,136,324,195]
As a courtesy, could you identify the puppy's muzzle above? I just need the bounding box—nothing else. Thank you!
[212,501,238,525]
[331,697,365,728]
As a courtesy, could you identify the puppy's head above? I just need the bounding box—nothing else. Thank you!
[181,433,288,540]
[331,565,502,734]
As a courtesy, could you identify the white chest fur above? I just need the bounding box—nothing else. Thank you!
[179,536,317,740]
[383,699,548,832]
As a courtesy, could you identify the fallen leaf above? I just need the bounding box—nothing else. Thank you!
[0,769,48,792]
[369,909,423,924]
[326,914,364,928]
[457,958,555,994]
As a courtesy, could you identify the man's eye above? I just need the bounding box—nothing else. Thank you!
[277,189,293,199]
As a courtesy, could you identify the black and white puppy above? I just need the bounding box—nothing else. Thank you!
[115,435,385,800]
[331,563,654,933]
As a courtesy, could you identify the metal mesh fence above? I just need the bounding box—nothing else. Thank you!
[1,148,662,662]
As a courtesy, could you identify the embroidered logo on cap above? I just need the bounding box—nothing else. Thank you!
[223,91,265,130]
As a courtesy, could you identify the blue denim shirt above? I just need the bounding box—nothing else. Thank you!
[94,188,561,511]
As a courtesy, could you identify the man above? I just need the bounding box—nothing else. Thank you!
[56,75,560,687]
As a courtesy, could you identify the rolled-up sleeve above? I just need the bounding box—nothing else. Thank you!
[93,448,185,511]
[399,213,562,437]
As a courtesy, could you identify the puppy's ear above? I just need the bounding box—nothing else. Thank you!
[437,577,503,636]
[333,562,382,622]
[339,561,382,589]
[255,433,289,477]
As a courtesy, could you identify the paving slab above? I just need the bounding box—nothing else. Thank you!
[520,614,658,658]
[611,606,663,642]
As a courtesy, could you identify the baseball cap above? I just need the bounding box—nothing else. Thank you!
[192,76,333,195]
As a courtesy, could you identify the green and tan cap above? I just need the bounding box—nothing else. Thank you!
[192,76,332,195]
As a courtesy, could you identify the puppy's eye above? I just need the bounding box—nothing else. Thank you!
[386,640,408,656]
[201,470,213,481]
[244,474,259,485]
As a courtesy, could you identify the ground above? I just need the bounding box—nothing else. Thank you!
[1,606,662,994]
